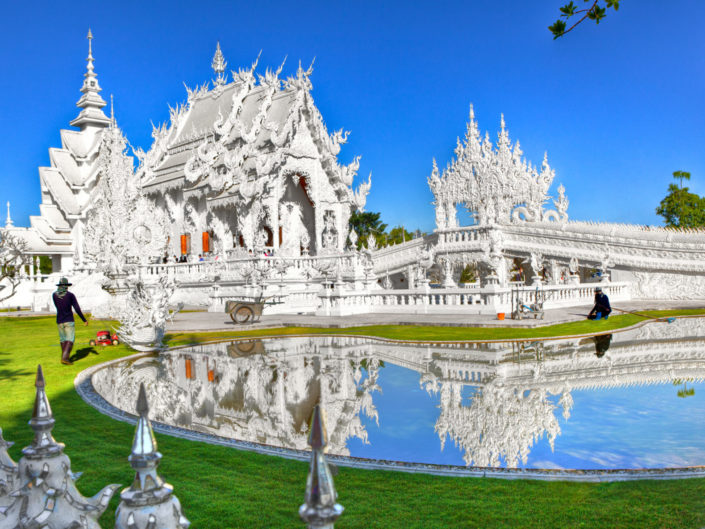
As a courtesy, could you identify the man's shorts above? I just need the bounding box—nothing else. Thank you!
[57,322,75,342]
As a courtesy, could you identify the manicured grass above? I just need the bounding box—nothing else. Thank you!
[1,315,705,528]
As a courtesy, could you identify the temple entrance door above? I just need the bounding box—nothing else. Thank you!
[279,175,315,256]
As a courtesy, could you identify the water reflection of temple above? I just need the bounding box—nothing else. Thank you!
[93,338,381,455]
[92,318,705,467]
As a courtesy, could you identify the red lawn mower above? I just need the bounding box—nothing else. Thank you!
[89,330,119,347]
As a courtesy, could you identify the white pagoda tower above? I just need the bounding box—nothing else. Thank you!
[7,29,113,273]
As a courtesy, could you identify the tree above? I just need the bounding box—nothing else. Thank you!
[348,211,387,249]
[459,264,477,284]
[673,170,691,189]
[549,0,620,39]
[656,171,705,228]
[0,228,30,303]
[386,226,414,246]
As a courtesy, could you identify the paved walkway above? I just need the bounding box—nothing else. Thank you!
[4,300,703,333]
[165,300,705,333]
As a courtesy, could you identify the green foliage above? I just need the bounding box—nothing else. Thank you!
[39,255,52,275]
[349,212,423,249]
[348,210,387,249]
[656,172,705,228]
[459,264,477,284]
[549,0,620,39]
[386,226,414,245]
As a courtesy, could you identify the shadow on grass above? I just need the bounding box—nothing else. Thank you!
[0,367,34,380]
[70,347,99,363]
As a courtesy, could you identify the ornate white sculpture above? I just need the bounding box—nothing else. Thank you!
[366,233,377,251]
[429,106,567,229]
[116,276,183,352]
[0,366,119,528]
[321,211,339,253]
[0,428,17,510]
[83,121,169,276]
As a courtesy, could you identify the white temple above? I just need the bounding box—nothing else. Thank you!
[4,31,705,314]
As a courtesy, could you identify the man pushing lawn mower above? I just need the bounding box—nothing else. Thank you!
[587,286,611,320]
[52,277,88,365]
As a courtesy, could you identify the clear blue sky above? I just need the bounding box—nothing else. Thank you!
[1,1,703,233]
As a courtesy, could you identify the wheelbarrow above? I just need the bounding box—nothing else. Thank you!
[225,295,281,324]
[511,287,553,320]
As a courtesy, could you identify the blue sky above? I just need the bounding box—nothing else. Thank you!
[1,1,703,233]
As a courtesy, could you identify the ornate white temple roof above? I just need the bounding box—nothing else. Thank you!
[139,52,368,213]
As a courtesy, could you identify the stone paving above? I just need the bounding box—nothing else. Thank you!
[165,300,705,333]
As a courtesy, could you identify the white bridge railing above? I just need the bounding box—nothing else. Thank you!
[316,282,631,317]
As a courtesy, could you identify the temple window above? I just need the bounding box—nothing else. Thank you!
[180,234,191,255]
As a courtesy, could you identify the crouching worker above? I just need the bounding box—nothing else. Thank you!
[587,286,611,320]
[52,277,88,365]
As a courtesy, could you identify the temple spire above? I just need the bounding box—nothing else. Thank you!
[70,29,111,130]
[5,201,12,228]
[211,42,227,86]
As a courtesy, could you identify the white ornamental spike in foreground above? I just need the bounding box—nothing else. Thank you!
[115,383,190,529]
[0,428,18,510]
[299,405,343,529]
[0,365,120,529]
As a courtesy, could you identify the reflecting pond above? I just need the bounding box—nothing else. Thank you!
[92,318,705,470]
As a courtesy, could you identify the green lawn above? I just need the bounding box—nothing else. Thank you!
[163,308,705,346]
[1,314,705,529]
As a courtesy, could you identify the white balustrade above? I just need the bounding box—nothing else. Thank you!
[316,282,631,317]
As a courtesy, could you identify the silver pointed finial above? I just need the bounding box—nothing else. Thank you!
[116,383,190,528]
[110,94,115,124]
[299,405,343,529]
[136,382,149,417]
[35,364,45,389]
[23,364,63,458]
[5,201,13,228]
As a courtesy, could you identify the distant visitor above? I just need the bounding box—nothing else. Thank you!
[587,287,611,320]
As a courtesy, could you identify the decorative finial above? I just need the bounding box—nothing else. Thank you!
[110,94,115,124]
[136,382,149,416]
[211,42,227,86]
[23,364,63,458]
[86,28,95,74]
[5,201,13,228]
[70,29,110,129]
[115,383,190,529]
[299,405,343,529]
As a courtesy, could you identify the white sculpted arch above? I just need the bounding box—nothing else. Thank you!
[280,172,315,255]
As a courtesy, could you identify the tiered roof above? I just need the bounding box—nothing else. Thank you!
[138,48,369,210]
[11,31,113,256]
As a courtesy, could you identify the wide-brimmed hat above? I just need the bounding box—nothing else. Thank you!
[594,286,603,293]
[56,277,72,287]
